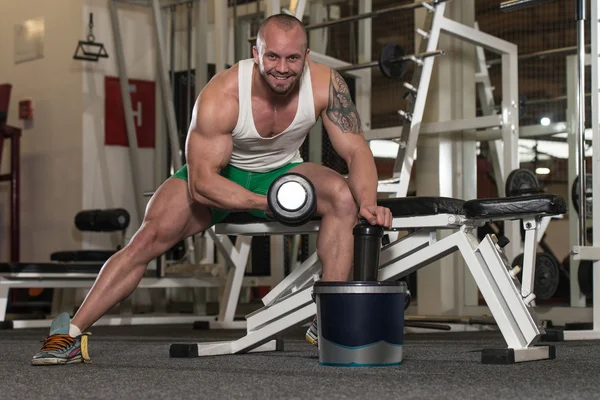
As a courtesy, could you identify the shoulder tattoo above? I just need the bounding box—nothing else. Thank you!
[326,70,363,135]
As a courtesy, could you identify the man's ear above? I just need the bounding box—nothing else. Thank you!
[305,48,310,61]
[252,46,259,63]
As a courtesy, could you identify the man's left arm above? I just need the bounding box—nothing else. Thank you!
[320,68,392,228]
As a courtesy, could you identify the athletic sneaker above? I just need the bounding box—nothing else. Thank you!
[31,312,91,366]
[305,317,318,346]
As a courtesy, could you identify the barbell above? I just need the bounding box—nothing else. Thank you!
[335,44,444,79]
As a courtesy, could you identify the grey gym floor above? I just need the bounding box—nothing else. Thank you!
[1,324,600,399]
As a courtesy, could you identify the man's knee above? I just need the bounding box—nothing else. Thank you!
[126,221,167,257]
[325,178,357,217]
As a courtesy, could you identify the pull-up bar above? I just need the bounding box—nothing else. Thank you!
[304,0,449,31]
[248,0,450,43]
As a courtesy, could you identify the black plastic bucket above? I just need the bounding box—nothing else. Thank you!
[312,281,407,367]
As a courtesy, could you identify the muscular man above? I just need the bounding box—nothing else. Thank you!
[31,13,392,365]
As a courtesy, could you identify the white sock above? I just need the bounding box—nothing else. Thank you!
[69,324,82,338]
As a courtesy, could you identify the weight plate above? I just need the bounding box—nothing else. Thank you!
[379,44,406,79]
[512,253,524,270]
[533,253,560,300]
[571,173,593,218]
[267,173,317,227]
[505,168,541,197]
[518,93,527,120]
[578,259,594,298]
[512,252,560,300]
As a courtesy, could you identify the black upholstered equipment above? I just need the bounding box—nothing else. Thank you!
[462,194,567,220]
[51,208,131,263]
[219,195,566,225]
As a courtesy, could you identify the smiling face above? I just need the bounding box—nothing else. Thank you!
[253,17,309,96]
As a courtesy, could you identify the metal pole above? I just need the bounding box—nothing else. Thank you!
[576,0,586,246]
[151,0,197,264]
[10,129,20,262]
[248,0,450,42]
[170,6,175,91]
[335,50,444,73]
[500,0,558,12]
[150,0,184,171]
[487,44,592,66]
[233,0,238,62]
[186,2,193,126]
[590,0,600,328]
[108,0,147,221]
[195,0,208,94]
[305,0,447,31]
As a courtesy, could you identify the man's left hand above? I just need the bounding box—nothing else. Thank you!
[359,205,392,229]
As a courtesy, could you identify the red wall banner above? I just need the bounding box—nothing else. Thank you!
[104,76,155,148]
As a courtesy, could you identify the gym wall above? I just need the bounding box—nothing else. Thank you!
[0,1,84,262]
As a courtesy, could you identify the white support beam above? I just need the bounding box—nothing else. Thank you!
[308,0,328,54]
[499,47,521,266]
[591,0,600,329]
[195,0,209,92]
[265,0,281,16]
[567,55,586,307]
[357,0,372,132]
[473,122,567,141]
[308,51,367,79]
[364,115,502,141]
[214,0,228,73]
[440,15,517,55]
[292,0,307,19]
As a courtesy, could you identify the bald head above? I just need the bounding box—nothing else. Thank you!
[256,14,308,52]
[253,13,310,96]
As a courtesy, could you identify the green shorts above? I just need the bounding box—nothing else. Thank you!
[172,162,303,225]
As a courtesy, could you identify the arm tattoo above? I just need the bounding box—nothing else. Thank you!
[326,70,363,135]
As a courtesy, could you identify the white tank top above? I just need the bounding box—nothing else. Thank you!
[230,58,316,172]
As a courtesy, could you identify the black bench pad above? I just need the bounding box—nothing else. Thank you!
[378,197,465,217]
[463,194,567,219]
[219,196,465,225]
[50,250,116,263]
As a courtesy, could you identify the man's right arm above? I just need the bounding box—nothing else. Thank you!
[185,86,268,212]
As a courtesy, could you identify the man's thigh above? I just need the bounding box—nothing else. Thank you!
[287,162,351,216]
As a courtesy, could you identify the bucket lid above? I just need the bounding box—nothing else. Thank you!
[313,281,407,295]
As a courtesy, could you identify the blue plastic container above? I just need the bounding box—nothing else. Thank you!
[312,281,407,367]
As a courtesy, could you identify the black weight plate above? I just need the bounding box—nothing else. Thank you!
[267,173,316,227]
[379,44,406,79]
[512,253,524,269]
[505,168,541,197]
[578,259,594,298]
[512,252,560,300]
[534,252,560,300]
[518,93,527,120]
[571,173,593,218]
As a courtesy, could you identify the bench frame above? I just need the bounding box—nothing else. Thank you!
[170,208,556,364]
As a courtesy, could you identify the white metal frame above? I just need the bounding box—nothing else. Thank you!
[559,0,600,341]
[0,229,280,330]
[330,2,522,264]
[172,201,559,363]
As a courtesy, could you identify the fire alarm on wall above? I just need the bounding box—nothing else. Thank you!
[19,99,33,120]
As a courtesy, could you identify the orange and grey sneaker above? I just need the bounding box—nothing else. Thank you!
[31,312,91,366]
[305,317,318,346]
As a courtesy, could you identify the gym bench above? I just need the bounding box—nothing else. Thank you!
[170,193,566,364]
